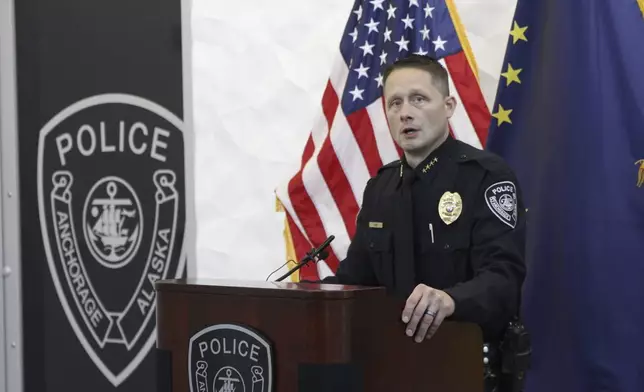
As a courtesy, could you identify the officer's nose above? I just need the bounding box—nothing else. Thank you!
[399,101,413,123]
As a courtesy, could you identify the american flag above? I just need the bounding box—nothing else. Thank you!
[275,0,490,281]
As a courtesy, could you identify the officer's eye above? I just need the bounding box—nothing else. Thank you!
[412,95,427,104]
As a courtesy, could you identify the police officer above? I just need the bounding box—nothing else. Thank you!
[323,55,527,383]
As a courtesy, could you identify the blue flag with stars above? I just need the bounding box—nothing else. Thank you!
[486,1,644,391]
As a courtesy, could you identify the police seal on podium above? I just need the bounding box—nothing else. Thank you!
[189,324,274,392]
[36,93,187,386]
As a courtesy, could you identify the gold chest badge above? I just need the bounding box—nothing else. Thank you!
[438,191,463,225]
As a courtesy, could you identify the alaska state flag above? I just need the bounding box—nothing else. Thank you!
[486,1,644,391]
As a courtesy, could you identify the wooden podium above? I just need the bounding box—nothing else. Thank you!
[155,278,484,392]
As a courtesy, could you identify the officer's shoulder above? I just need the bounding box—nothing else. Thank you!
[363,159,401,187]
[453,140,515,176]
[377,159,401,174]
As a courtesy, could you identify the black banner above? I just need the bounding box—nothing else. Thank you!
[14,0,188,390]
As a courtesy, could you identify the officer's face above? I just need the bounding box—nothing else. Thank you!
[384,67,456,157]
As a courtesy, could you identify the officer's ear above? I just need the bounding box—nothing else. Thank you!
[444,95,457,118]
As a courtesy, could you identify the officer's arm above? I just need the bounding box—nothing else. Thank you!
[321,180,378,286]
[442,169,527,336]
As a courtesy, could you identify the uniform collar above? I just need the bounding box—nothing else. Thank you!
[399,134,458,183]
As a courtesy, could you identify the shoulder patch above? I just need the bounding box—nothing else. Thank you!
[485,181,518,228]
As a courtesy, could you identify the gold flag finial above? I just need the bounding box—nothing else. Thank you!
[636,159,644,188]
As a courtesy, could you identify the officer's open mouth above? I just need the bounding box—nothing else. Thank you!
[402,127,418,135]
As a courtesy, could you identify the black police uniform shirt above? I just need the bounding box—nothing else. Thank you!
[329,135,527,341]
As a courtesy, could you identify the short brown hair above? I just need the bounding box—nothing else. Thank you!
[383,55,450,97]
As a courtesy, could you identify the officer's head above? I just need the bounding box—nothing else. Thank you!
[383,55,456,161]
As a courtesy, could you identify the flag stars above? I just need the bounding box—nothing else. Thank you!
[349,86,365,101]
[424,4,435,18]
[395,36,410,52]
[492,104,513,126]
[420,25,431,40]
[501,63,522,86]
[433,36,447,51]
[384,27,393,42]
[402,14,415,29]
[360,41,375,56]
[353,5,363,20]
[387,4,397,20]
[415,47,429,56]
[509,21,528,44]
[349,28,358,43]
[365,18,380,34]
[375,73,384,88]
[354,62,370,79]
[409,0,420,7]
[370,0,385,11]
[379,50,388,65]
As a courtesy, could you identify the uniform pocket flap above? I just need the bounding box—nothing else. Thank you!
[364,227,392,252]
[421,224,471,253]
[441,232,471,251]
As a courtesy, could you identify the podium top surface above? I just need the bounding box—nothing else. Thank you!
[155,278,386,299]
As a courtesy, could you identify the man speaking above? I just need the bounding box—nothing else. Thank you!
[322,55,528,391]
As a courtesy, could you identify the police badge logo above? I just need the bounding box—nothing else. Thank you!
[83,177,144,269]
[485,181,518,228]
[37,94,187,386]
[189,324,274,392]
[438,191,462,225]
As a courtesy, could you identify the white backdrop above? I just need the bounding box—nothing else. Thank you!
[191,0,518,280]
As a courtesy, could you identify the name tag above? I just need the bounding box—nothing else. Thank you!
[368,221,383,229]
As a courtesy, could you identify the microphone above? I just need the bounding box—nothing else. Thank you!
[274,235,334,282]
[312,235,334,259]
[316,250,329,262]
